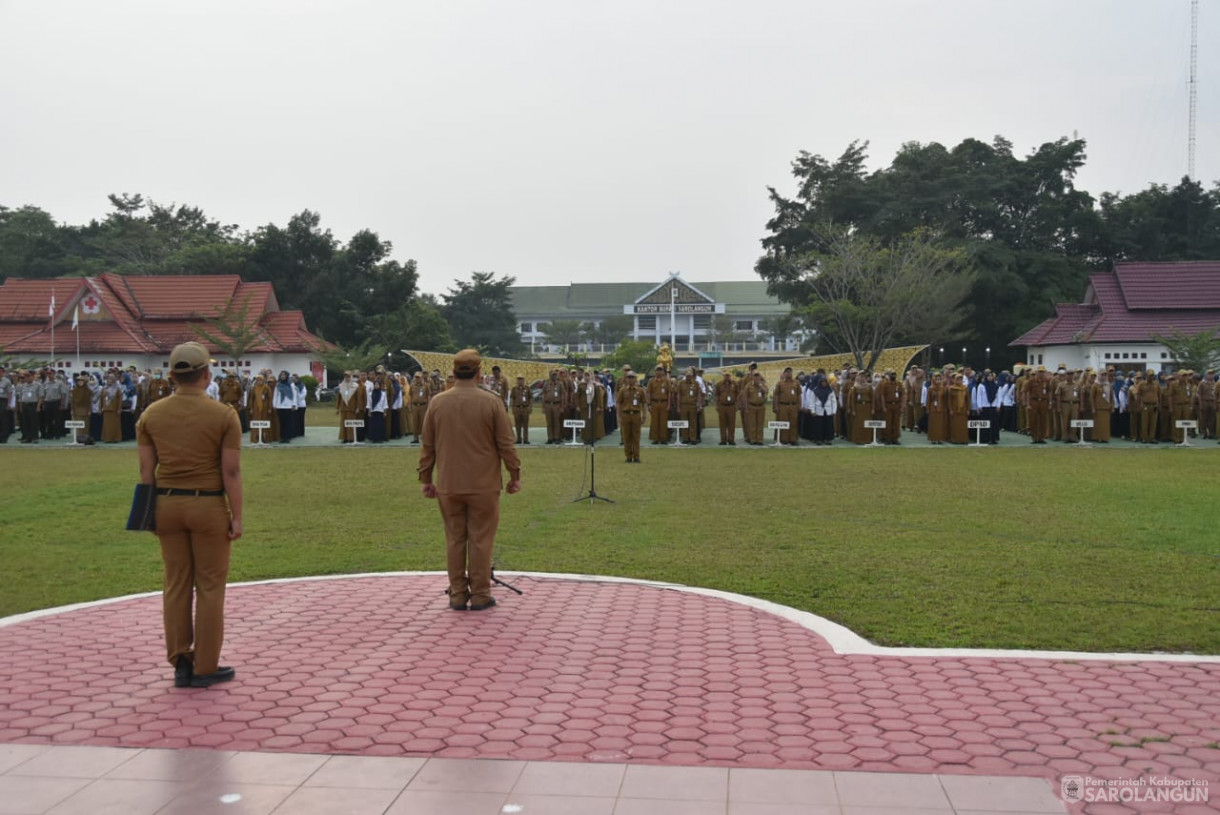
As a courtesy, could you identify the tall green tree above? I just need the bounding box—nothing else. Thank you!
[84,193,242,275]
[361,297,454,354]
[1096,177,1220,264]
[441,272,523,356]
[767,227,969,371]
[757,136,1101,361]
[0,206,82,281]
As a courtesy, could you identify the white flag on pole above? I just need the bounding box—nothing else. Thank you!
[49,294,56,317]
[72,305,79,331]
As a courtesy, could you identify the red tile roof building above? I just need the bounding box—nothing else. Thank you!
[0,274,326,376]
[1009,261,1220,372]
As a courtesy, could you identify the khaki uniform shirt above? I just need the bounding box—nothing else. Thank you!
[418,380,521,494]
[136,389,242,491]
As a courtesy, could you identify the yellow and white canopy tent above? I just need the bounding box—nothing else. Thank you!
[401,346,927,385]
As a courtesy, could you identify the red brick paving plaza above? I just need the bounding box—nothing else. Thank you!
[1,574,1217,813]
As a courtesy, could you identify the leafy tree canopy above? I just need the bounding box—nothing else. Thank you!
[441,272,523,357]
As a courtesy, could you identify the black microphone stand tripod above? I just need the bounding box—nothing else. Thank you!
[572,440,614,505]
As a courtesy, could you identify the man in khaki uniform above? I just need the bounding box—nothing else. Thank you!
[407,372,431,443]
[714,371,738,445]
[1025,366,1052,443]
[509,375,532,444]
[1134,370,1161,444]
[875,370,905,445]
[419,349,521,611]
[148,371,172,406]
[646,365,672,444]
[616,370,646,462]
[71,373,94,443]
[137,341,243,688]
[772,367,802,445]
[1167,370,1194,444]
[1195,370,1217,440]
[1056,369,1082,443]
[742,371,768,445]
[676,367,704,444]
[541,370,567,444]
[219,371,244,415]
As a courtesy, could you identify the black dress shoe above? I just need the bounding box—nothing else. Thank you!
[174,656,193,688]
[470,597,497,611]
[190,666,235,688]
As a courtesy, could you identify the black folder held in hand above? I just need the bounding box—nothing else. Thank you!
[126,483,157,532]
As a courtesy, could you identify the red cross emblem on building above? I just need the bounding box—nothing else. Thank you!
[81,294,101,314]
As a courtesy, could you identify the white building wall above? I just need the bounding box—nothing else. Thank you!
[59,352,316,380]
[1024,344,1172,372]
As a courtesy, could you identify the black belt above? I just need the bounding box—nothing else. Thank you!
[156,488,225,497]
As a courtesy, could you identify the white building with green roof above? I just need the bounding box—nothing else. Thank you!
[510,274,793,353]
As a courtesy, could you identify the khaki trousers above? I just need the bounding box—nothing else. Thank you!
[744,405,765,443]
[513,408,531,443]
[883,405,902,443]
[1200,402,1217,438]
[1140,405,1159,441]
[774,404,799,443]
[717,406,736,443]
[649,404,669,442]
[437,491,500,605]
[543,403,563,441]
[678,403,700,443]
[409,404,428,438]
[620,411,642,459]
[1027,401,1049,442]
[1060,402,1080,440]
[157,495,231,675]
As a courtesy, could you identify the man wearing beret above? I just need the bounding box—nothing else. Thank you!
[419,349,522,611]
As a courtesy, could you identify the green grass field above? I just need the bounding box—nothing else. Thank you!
[2,442,1217,654]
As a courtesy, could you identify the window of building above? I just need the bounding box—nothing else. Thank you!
[520,322,532,333]
[1140,353,1147,359]
[1104,352,1112,359]
[637,315,657,330]
[1037,354,1043,364]
[1161,352,1168,359]
[1122,353,1130,359]
[735,320,753,331]
[693,314,711,329]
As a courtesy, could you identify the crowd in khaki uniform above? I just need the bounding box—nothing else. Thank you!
[0,364,177,445]
[1015,365,1220,444]
[8,359,1219,451]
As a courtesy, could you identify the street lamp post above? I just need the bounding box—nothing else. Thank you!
[985,347,991,369]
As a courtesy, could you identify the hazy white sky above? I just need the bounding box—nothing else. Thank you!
[1,1,1214,295]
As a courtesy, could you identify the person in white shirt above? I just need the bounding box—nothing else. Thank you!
[802,374,838,446]
[272,370,297,444]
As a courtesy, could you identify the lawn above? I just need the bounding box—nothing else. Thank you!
[2,444,1216,654]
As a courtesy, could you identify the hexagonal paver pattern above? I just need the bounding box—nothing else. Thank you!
[1,575,1218,814]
